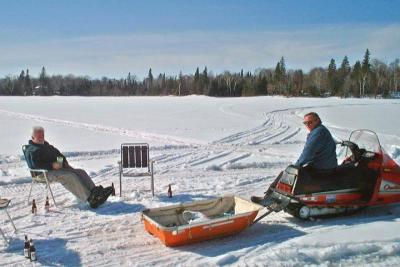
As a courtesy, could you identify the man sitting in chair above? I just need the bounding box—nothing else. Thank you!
[24,126,114,208]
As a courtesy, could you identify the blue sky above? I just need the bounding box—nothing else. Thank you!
[0,0,399,78]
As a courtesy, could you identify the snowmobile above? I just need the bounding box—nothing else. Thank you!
[252,129,400,220]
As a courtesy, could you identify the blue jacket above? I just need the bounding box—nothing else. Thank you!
[295,124,337,170]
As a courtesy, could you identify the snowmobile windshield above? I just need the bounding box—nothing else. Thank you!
[348,129,382,155]
[349,130,400,170]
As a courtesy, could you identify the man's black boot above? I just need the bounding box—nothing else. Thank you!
[88,186,113,209]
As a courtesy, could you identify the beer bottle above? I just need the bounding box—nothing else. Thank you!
[31,199,37,214]
[24,235,30,258]
[167,184,172,198]
[44,196,50,213]
[29,239,37,261]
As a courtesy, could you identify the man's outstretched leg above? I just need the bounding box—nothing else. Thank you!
[46,169,114,208]
[251,172,282,206]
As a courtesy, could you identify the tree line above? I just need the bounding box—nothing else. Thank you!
[0,49,399,97]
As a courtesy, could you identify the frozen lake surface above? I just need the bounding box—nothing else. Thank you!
[0,96,399,266]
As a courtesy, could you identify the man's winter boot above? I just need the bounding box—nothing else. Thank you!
[88,186,113,209]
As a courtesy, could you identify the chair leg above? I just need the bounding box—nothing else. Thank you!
[44,174,57,207]
[0,227,8,244]
[27,181,34,205]
[5,209,17,233]
[150,161,154,196]
[119,162,122,197]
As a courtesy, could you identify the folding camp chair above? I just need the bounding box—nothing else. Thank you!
[118,143,155,197]
[22,145,57,207]
[0,198,17,244]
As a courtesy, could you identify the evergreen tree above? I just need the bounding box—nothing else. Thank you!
[274,62,281,81]
[202,66,208,79]
[147,68,153,91]
[272,57,287,94]
[201,66,209,94]
[361,49,371,96]
[327,58,338,95]
[127,72,132,86]
[39,66,49,94]
[16,70,25,95]
[337,56,351,96]
[24,69,32,95]
[279,57,286,77]
[19,70,25,80]
[339,56,351,75]
[148,68,153,83]
[194,67,200,81]
[273,62,281,94]
[362,49,371,73]
[351,61,363,97]
[39,66,47,85]
[194,67,200,94]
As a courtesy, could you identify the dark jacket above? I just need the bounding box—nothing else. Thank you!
[24,140,67,170]
[295,124,338,170]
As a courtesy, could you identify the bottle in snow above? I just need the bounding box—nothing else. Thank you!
[29,239,37,261]
[167,184,172,198]
[44,196,50,213]
[24,235,30,258]
[31,199,37,214]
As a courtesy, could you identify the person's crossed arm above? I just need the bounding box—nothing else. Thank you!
[295,128,325,167]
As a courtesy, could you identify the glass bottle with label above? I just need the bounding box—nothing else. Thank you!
[24,235,30,258]
[44,196,50,213]
[29,239,37,262]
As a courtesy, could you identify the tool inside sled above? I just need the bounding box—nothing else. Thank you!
[252,129,399,221]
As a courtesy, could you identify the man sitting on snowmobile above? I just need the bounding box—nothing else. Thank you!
[295,112,337,172]
[252,112,337,205]
[24,126,115,208]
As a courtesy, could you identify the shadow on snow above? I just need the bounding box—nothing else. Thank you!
[175,223,305,257]
[156,193,216,204]
[284,202,400,229]
[4,236,81,266]
[93,201,145,216]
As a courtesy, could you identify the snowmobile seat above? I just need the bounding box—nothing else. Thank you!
[293,165,364,195]
[118,143,155,197]
[293,160,378,197]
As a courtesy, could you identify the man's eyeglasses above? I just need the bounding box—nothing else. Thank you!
[303,120,314,126]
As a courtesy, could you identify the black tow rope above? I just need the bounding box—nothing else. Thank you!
[251,207,274,226]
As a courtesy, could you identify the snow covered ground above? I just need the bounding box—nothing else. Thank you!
[0,96,399,266]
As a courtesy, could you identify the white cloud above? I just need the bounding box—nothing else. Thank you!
[0,23,399,78]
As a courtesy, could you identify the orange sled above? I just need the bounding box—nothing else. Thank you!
[142,196,263,247]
